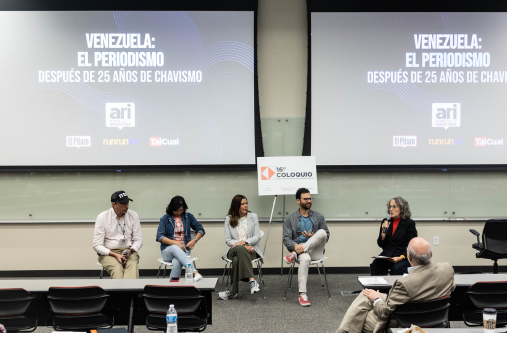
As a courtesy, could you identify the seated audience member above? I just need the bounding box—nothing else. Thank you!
[218,195,263,300]
[338,237,455,333]
[283,188,330,307]
[371,196,417,275]
[93,191,143,279]
[156,196,205,281]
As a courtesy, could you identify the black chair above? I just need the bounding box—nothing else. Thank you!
[462,281,507,327]
[0,288,37,332]
[142,285,207,332]
[47,286,114,332]
[470,219,507,273]
[390,296,451,329]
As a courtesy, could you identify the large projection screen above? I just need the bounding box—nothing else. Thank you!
[0,10,256,167]
[311,12,507,167]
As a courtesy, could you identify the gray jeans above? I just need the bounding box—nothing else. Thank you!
[296,229,327,293]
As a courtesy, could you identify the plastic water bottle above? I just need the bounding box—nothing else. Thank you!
[166,304,177,333]
[0,324,6,333]
[185,256,193,281]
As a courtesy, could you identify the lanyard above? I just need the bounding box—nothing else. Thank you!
[118,217,126,237]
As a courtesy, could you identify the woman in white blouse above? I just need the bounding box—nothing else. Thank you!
[218,194,263,300]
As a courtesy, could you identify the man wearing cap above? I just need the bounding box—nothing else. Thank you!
[93,191,143,279]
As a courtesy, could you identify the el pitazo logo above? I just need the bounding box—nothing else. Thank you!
[432,103,460,130]
[106,103,135,130]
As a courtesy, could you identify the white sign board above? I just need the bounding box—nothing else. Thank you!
[257,156,318,196]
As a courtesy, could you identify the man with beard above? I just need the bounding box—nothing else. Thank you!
[283,188,330,306]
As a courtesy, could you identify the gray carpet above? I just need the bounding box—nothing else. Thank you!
[8,274,468,333]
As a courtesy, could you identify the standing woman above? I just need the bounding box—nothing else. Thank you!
[218,194,263,300]
[156,196,205,281]
[370,196,417,275]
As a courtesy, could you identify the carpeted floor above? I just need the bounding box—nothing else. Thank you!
[9,273,470,333]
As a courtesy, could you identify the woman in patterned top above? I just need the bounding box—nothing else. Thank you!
[156,196,205,281]
[218,194,263,300]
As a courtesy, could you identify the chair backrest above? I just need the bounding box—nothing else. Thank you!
[48,286,108,315]
[465,281,507,309]
[143,286,205,316]
[0,288,33,316]
[260,230,264,238]
[483,219,507,255]
[392,296,451,328]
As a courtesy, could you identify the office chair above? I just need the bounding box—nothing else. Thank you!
[390,296,451,329]
[469,219,507,273]
[462,281,507,327]
[0,288,37,332]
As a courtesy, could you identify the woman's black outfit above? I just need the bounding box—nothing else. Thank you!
[370,218,417,275]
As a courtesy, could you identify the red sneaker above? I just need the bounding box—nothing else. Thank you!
[299,293,311,306]
[284,251,298,264]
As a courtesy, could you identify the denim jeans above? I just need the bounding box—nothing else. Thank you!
[161,245,195,277]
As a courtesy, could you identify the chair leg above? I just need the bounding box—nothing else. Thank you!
[257,262,265,298]
[494,259,498,274]
[316,262,324,286]
[288,263,295,289]
[100,267,104,279]
[259,265,266,288]
[221,262,228,291]
[163,265,167,278]
[157,263,163,279]
[284,263,294,299]
[193,261,197,270]
[226,262,232,289]
[321,262,331,299]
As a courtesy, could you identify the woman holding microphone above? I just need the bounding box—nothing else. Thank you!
[370,196,417,275]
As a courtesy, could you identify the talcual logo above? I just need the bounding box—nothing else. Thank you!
[475,137,504,146]
[103,139,138,145]
[429,139,463,145]
[393,136,417,148]
[432,103,460,130]
[261,167,277,180]
[149,137,179,146]
[66,136,91,148]
[106,103,135,130]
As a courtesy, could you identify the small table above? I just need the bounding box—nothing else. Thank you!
[391,328,507,333]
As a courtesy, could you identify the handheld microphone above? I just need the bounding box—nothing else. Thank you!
[383,214,391,233]
[121,249,129,264]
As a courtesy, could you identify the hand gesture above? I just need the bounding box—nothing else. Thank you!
[186,239,196,250]
[362,289,381,302]
[294,243,305,254]
[115,253,127,264]
[301,230,314,239]
[245,245,255,253]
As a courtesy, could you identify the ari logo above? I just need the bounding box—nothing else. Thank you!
[393,136,417,148]
[149,137,179,146]
[66,136,91,148]
[475,137,504,146]
[106,103,135,130]
[432,103,460,130]
[261,167,276,180]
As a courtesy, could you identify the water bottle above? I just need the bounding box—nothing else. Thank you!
[185,256,193,281]
[0,324,6,333]
[166,304,177,333]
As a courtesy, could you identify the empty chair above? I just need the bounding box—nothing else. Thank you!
[469,219,507,273]
[390,296,451,329]
[47,286,114,331]
[462,281,507,327]
[0,288,37,332]
[142,285,207,332]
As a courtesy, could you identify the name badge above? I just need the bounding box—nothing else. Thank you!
[118,238,128,248]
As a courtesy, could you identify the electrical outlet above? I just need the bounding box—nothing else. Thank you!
[434,236,440,246]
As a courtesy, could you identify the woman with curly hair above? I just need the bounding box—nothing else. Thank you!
[370,196,417,275]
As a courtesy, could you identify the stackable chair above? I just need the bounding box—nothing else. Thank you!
[389,296,451,330]
[47,286,114,332]
[142,285,208,332]
[469,219,507,273]
[284,255,331,299]
[157,257,198,278]
[97,263,107,279]
[221,230,266,297]
[462,281,507,327]
[0,288,37,332]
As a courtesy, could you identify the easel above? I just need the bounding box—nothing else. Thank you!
[262,194,286,275]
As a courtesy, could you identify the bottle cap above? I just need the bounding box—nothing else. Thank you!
[170,304,174,308]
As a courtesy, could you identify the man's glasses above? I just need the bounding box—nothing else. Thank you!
[301,198,312,201]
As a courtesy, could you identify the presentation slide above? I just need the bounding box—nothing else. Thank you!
[0,11,255,166]
[311,12,507,166]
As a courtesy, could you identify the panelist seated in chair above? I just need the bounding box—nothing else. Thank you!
[370,196,417,276]
[156,196,205,282]
[283,188,330,307]
[93,191,143,279]
[338,237,455,333]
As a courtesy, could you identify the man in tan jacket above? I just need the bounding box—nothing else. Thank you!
[337,237,455,333]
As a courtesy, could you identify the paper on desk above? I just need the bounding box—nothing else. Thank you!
[358,277,389,285]
[371,256,392,259]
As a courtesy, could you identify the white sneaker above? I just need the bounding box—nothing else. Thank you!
[193,273,203,282]
[249,280,260,294]
[218,290,237,300]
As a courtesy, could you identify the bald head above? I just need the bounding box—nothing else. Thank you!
[407,237,432,266]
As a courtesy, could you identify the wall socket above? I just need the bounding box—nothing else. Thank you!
[434,236,440,246]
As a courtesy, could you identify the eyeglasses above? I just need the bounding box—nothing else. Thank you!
[389,205,398,209]
[301,198,312,201]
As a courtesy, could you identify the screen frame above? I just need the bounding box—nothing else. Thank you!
[304,0,507,172]
[0,0,263,172]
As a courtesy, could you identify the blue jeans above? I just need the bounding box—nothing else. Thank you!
[161,245,195,277]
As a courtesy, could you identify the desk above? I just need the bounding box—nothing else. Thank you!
[0,278,217,333]
[358,274,507,321]
[391,328,507,333]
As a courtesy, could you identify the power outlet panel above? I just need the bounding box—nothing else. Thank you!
[434,236,440,246]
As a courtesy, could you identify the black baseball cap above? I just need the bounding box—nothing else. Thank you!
[111,190,133,204]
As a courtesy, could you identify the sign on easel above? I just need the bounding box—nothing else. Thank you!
[257,156,318,196]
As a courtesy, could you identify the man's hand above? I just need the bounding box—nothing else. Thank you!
[123,249,131,259]
[301,230,314,239]
[186,239,196,250]
[362,289,381,302]
[114,253,127,264]
[388,256,403,263]
[245,245,255,254]
[294,243,305,254]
